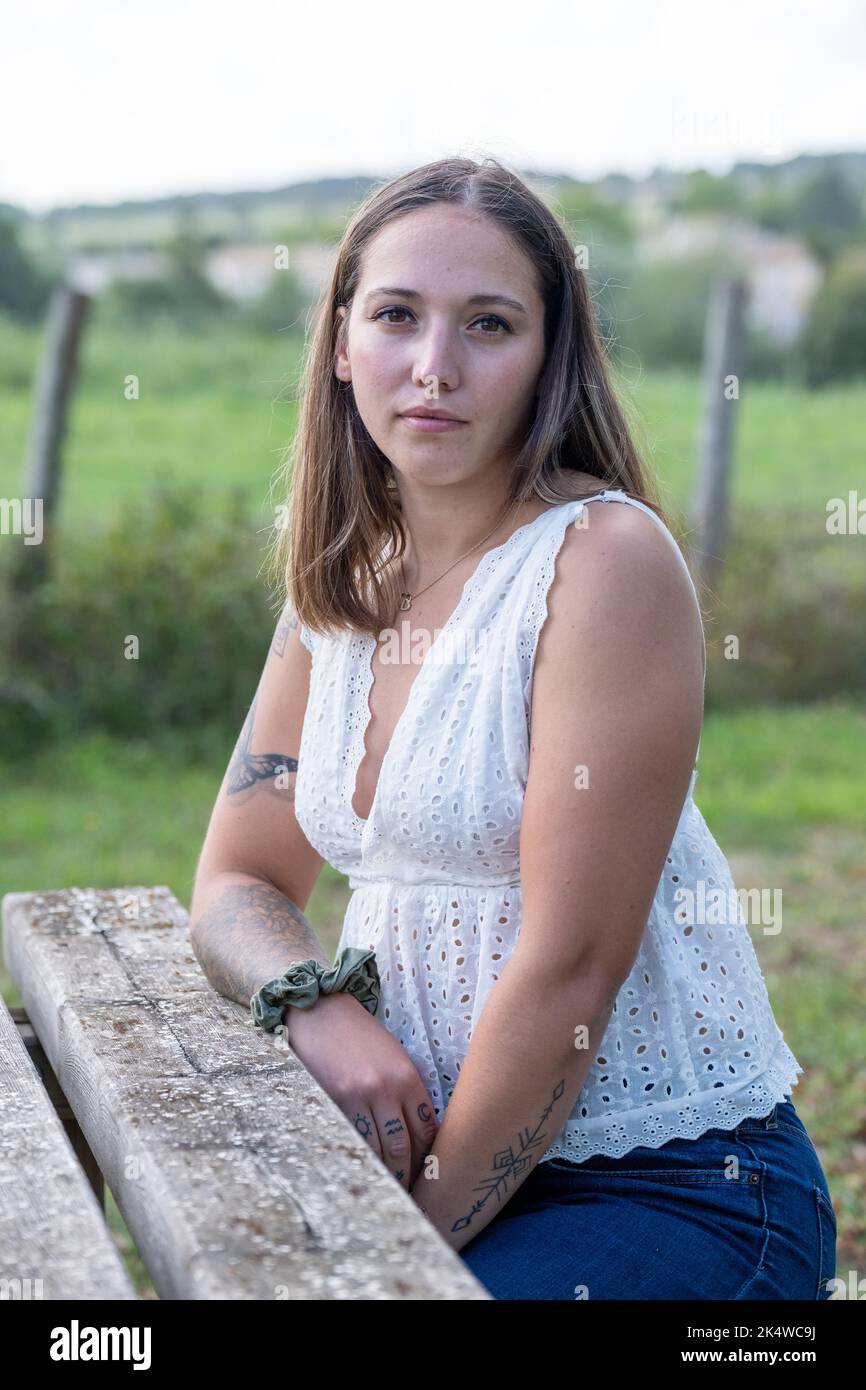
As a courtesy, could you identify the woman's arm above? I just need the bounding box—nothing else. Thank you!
[189,604,330,1013]
[189,604,442,1185]
[190,873,330,1011]
[410,502,705,1250]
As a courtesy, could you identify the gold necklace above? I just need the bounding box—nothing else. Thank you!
[397,499,523,612]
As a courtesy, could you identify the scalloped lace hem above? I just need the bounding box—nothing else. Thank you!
[539,1039,804,1164]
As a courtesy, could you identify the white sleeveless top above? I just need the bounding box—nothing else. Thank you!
[294,490,802,1162]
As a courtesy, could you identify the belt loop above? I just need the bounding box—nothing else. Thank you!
[765,1104,778,1129]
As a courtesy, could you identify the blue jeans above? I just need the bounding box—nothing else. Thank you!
[458,1099,837,1300]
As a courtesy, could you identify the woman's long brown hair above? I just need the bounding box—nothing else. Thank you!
[266,154,692,639]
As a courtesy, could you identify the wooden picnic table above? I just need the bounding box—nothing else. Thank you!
[1,886,489,1300]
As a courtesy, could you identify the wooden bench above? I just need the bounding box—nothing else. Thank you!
[0,992,136,1300]
[1,886,489,1300]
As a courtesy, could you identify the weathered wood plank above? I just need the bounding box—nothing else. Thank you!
[2,887,490,1300]
[0,994,136,1300]
[12,1005,105,1206]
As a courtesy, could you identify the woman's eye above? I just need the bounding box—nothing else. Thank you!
[374,307,413,324]
[372,308,512,334]
[473,314,512,334]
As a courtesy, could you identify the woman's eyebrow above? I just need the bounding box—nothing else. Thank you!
[362,287,528,315]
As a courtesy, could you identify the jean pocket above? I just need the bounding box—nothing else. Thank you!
[814,1186,838,1299]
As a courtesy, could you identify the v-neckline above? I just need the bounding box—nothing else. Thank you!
[348,499,589,831]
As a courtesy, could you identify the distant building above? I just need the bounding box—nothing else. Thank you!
[637,213,823,345]
[66,248,165,294]
[66,241,336,302]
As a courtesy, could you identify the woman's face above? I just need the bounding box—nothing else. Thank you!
[334,204,547,492]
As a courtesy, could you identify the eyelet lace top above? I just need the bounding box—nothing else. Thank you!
[293,490,803,1163]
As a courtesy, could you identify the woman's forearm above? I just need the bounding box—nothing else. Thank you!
[189,871,332,1009]
[410,954,619,1252]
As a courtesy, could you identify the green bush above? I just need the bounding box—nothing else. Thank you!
[236,267,312,336]
[0,216,56,322]
[0,309,41,389]
[605,252,740,371]
[800,248,866,386]
[2,482,863,760]
[704,506,866,707]
[97,228,235,331]
[743,326,801,384]
[0,479,282,757]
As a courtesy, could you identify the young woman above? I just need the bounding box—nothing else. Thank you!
[190,156,837,1301]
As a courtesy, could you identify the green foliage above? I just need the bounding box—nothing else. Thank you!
[673,170,745,216]
[98,227,235,330]
[235,265,312,336]
[752,161,865,263]
[800,248,866,386]
[0,216,56,321]
[555,181,634,249]
[743,326,802,384]
[0,479,282,756]
[704,508,866,707]
[0,308,41,388]
[604,252,738,371]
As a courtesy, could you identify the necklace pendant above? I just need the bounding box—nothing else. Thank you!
[399,593,412,611]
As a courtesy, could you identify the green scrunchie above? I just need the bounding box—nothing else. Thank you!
[250,946,380,1033]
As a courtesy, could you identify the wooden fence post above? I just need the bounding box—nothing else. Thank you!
[690,276,747,589]
[13,282,91,588]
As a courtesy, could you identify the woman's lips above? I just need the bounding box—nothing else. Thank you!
[399,415,468,432]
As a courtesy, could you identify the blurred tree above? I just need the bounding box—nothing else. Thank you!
[237,265,311,336]
[752,161,864,263]
[673,170,745,215]
[160,224,233,322]
[800,246,866,386]
[0,216,55,320]
[794,163,864,263]
[555,180,634,250]
[603,251,739,371]
[98,222,233,329]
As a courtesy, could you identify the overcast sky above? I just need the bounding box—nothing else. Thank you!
[2,0,864,213]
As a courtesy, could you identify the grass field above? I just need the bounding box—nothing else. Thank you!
[1,312,863,1295]
[2,316,865,531]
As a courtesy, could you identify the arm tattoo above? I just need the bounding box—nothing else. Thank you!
[225,693,298,799]
[450,1079,567,1236]
[190,881,330,1008]
[271,605,299,658]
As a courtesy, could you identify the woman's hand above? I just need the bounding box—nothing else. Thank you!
[284,991,440,1190]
